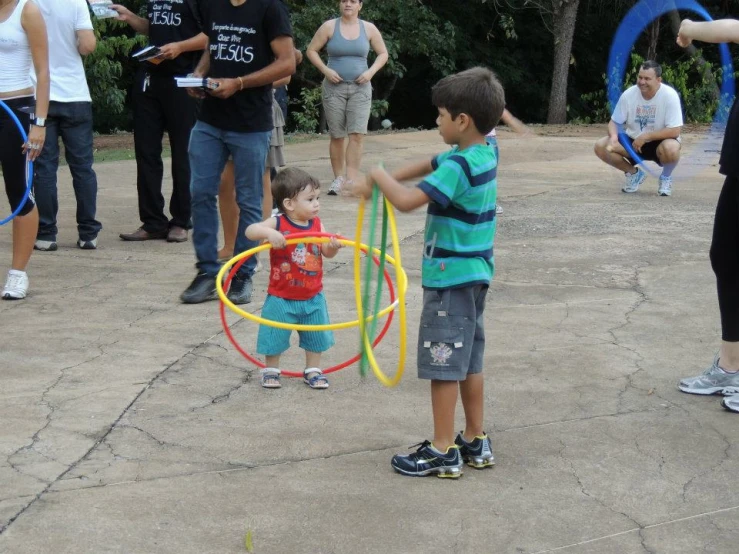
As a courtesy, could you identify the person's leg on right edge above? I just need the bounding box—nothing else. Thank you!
[679,175,739,400]
[33,102,61,250]
[60,102,102,247]
[122,69,168,239]
[180,121,230,304]
[163,78,196,241]
[227,129,271,305]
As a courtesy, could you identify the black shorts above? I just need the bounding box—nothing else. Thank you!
[621,136,665,166]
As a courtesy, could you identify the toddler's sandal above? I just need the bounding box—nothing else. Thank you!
[261,368,281,389]
[303,368,329,389]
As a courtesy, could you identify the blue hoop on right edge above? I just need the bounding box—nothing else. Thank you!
[607,0,735,170]
[0,99,34,226]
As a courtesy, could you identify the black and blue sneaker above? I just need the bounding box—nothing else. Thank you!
[455,432,495,469]
[391,441,463,478]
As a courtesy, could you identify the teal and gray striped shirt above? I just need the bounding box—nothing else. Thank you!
[417,143,498,290]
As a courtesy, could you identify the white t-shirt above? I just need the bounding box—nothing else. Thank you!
[611,84,683,140]
[31,0,92,102]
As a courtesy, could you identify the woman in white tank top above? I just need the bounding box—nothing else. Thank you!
[0,0,50,300]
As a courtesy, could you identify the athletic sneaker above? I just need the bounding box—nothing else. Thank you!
[327,176,345,196]
[78,238,98,250]
[495,204,503,215]
[658,175,673,196]
[227,274,253,305]
[622,168,646,193]
[2,269,29,300]
[455,432,495,469]
[721,394,739,413]
[678,355,739,395]
[34,240,57,251]
[391,440,463,478]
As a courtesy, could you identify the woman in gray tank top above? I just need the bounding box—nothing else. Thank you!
[306,0,388,195]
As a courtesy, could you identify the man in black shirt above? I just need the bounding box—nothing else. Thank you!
[112,0,205,243]
[179,0,295,305]
[674,19,739,413]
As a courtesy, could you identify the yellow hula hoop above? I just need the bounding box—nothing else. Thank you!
[354,195,408,387]
[217,237,407,332]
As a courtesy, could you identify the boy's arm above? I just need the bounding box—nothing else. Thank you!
[319,223,343,258]
[158,32,208,60]
[678,19,739,46]
[390,159,434,182]
[110,4,149,35]
[246,218,286,248]
[500,109,533,135]
[368,167,430,213]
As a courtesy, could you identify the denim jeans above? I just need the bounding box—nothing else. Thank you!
[189,121,270,277]
[34,101,101,241]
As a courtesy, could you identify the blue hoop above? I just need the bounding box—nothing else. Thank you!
[607,0,735,171]
[0,99,34,226]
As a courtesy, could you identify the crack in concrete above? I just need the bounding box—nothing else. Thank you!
[5,347,108,488]
[558,439,643,530]
[680,425,732,504]
[0,330,218,535]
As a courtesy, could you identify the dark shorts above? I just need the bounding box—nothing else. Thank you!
[417,285,488,381]
[621,136,666,166]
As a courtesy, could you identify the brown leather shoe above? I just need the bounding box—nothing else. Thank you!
[119,227,168,241]
[167,226,188,243]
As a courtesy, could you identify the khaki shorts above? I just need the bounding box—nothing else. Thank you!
[322,79,372,138]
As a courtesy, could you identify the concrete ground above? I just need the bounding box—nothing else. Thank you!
[1,127,737,554]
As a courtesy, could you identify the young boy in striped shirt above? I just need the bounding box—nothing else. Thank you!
[347,67,505,478]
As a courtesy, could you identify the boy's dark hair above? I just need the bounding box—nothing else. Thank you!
[431,67,505,135]
[640,60,662,78]
[272,167,321,212]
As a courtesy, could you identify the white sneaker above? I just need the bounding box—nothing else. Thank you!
[34,239,57,251]
[658,175,673,196]
[622,168,646,193]
[495,204,503,215]
[2,269,29,300]
[327,176,345,196]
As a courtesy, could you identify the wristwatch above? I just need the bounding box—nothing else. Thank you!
[32,117,46,128]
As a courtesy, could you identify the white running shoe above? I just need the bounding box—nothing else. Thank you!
[34,240,57,251]
[658,175,673,196]
[622,168,646,193]
[495,204,503,215]
[327,176,345,196]
[2,269,29,300]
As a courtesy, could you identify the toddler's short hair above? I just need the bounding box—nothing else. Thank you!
[272,167,321,213]
[431,67,505,135]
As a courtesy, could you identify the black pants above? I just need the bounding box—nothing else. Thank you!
[132,69,196,232]
[710,175,739,341]
[0,97,35,216]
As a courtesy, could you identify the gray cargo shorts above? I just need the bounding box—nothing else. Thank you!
[322,79,372,138]
[417,285,489,381]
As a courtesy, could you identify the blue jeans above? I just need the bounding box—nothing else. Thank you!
[189,121,270,277]
[34,101,101,241]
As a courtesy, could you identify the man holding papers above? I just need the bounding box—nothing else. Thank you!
[111,1,206,243]
[179,0,295,305]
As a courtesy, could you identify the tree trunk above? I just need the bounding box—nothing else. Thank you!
[647,18,661,61]
[547,0,580,124]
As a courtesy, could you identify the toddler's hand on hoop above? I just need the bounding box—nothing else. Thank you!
[328,235,343,250]
[266,229,287,249]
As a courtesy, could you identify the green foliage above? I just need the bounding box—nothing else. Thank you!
[290,86,322,134]
[84,8,145,132]
[371,99,389,119]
